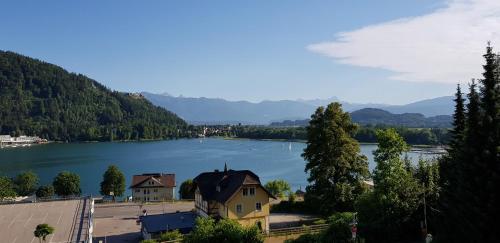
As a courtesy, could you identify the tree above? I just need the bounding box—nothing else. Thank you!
[0,176,16,200]
[33,224,54,243]
[14,171,39,196]
[53,171,81,196]
[302,102,369,214]
[264,179,291,199]
[438,84,466,236]
[36,185,55,198]
[184,217,263,243]
[158,229,182,242]
[100,165,125,201]
[478,43,500,242]
[357,128,421,242]
[179,179,195,200]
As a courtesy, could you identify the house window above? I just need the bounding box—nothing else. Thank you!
[256,202,262,211]
[249,188,255,196]
[236,204,242,214]
[154,189,158,192]
[144,189,147,194]
[242,188,248,196]
[135,189,140,192]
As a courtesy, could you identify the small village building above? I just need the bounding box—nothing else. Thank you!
[140,211,197,240]
[130,173,176,202]
[193,167,276,233]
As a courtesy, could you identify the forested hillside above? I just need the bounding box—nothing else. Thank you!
[0,51,189,141]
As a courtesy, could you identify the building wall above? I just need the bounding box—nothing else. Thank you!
[225,186,270,232]
[132,178,175,201]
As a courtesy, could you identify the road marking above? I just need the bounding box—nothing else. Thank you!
[48,230,56,243]
[24,213,33,227]
[8,213,19,228]
[56,212,63,225]
[30,237,36,243]
[42,212,48,222]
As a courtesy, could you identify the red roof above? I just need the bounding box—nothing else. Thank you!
[130,173,175,188]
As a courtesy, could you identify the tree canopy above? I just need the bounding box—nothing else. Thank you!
[437,44,500,242]
[34,224,54,243]
[179,179,195,200]
[52,171,81,196]
[184,217,263,243]
[100,165,126,200]
[0,50,190,141]
[36,185,55,198]
[302,102,369,214]
[264,179,291,199]
[0,176,16,200]
[13,171,39,196]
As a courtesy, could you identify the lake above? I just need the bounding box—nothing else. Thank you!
[0,138,438,196]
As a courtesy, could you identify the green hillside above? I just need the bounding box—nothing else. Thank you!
[0,51,190,141]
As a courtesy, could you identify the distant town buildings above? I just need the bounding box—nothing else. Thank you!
[193,167,276,233]
[0,135,47,148]
[130,173,176,202]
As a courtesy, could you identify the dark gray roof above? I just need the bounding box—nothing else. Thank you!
[140,212,197,234]
[193,169,276,203]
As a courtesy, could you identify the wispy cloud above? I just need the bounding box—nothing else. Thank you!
[308,0,500,83]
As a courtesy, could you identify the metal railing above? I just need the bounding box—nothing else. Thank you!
[267,224,329,237]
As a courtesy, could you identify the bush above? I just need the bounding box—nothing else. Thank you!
[284,233,320,243]
[184,217,263,243]
[158,229,182,242]
[140,240,156,243]
[36,185,55,198]
[322,212,355,243]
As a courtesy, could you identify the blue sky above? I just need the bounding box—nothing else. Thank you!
[2,0,498,104]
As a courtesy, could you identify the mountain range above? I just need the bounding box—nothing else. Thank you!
[271,108,452,128]
[142,92,454,125]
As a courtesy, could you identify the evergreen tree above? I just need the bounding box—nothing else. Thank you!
[478,44,500,241]
[302,102,369,214]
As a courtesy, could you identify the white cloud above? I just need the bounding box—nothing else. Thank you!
[307,0,500,83]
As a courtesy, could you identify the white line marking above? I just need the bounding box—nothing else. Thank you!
[11,237,17,243]
[56,212,63,225]
[8,213,19,228]
[24,213,33,227]
[30,237,36,243]
[42,212,48,222]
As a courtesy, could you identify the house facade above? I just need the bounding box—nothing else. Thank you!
[130,173,176,202]
[193,168,276,232]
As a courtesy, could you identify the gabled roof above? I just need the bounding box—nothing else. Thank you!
[193,169,276,203]
[130,173,175,188]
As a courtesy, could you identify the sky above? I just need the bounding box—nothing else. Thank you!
[1,0,499,105]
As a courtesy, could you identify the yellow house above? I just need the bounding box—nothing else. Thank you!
[193,168,276,232]
[130,173,176,202]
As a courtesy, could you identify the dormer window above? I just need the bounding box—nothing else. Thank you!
[249,187,255,196]
[242,188,248,196]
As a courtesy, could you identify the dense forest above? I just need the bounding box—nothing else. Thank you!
[224,125,450,145]
[271,108,452,128]
[0,51,192,141]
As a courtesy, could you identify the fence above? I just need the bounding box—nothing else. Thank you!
[267,224,329,237]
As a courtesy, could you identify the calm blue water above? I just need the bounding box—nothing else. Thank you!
[0,138,436,196]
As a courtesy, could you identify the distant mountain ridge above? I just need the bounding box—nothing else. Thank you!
[143,92,454,125]
[271,108,452,128]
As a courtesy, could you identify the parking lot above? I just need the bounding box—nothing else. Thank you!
[0,200,82,243]
[93,201,195,243]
